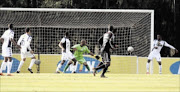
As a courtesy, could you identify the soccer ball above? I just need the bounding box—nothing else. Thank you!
[35,60,41,65]
[127,46,134,52]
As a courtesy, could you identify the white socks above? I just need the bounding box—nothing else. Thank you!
[56,63,62,72]
[72,65,76,73]
[28,59,35,69]
[0,61,6,73]
[159,65,162,74]
[17,60,24,71]
[146,63,150,72]
[7,60,13,74]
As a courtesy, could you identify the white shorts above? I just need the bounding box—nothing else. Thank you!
[2,47,12,57]
[61,51,74,61]
[21,51,35,59]
[148,52,161,61]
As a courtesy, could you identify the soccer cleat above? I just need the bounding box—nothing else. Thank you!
[56,71,60,73]
[146,72,150,74]
[28,68,33,73]
[100,75,107,78]
[72,71,76,73]
[0,73,4,76]
[93,68,97,76]
[7,74,13,76]
[17,71,20,73]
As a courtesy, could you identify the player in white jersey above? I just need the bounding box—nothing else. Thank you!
[0,24,21,76]
[146,35,178,74]
[16,28,36,73]
[55,32,77,73]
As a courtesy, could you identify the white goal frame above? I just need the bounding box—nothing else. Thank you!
[0,8,154,74]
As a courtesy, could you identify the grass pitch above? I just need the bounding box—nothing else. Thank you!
[0,73,179,92]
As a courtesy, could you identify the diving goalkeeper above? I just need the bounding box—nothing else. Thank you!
[63,39,99,73]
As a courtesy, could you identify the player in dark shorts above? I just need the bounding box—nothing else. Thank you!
[93,25,118,78]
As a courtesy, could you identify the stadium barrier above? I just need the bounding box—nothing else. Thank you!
[0,55,179,74]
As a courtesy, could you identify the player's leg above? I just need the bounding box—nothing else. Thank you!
[0,57,8,76]
[146,59,151,74]
[156,54,162,74]
[157,61,162,74]
[67,51,77,73]
[93,52,106,76]
[0,48,8,75]
[71,58,77,73]
[17,58,26,73]
[97,62,103,68]
[63,60,73,72]
[100,52,111,78]
[7,57,13,76]
[83,62,90,72]
[17,52,26,73]
[101,62,110,78]
[146,52,153,74]
[56,60,66,73]
[28,56,36,73]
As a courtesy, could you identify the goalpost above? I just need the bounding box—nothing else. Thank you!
[0,8,154,74]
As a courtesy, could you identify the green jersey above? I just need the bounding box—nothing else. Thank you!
[72,44,90,58]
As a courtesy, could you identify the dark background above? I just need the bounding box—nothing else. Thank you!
[0,0,179,57]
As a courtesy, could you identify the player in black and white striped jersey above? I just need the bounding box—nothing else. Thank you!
[93,25,118,78]
[55,32,77,73]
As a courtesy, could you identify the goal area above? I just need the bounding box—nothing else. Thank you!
[0,8,154,56]
[0,8,154,74]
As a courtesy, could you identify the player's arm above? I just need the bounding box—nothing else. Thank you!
[59,38,65,52]
[10,32,21,49]
[154,40,158,49]
[0,38,4,43]
[0,32,5,43]
[11,38,21,49]
[164,41,178,53]
[17,35,22,45]
[71,44,79,51]
[89,52,94,56]
[109,33,117,50]
[98,36,103,46]
[86,47,98,57]
[27,37,33,54]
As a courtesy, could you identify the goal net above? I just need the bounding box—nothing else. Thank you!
[0,8,154,73]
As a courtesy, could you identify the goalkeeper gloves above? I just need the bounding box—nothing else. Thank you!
[95,55,100,60]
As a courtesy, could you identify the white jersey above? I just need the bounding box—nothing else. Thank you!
[17,33,32,53]
[60,37,70,52]
[1,29,14,49]
[151,40,175,53]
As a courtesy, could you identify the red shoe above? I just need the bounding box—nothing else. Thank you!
[0,73,4,76]
[7,74,13,76]
[146,72,150,74]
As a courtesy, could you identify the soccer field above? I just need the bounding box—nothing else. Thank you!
[0,73,179,92]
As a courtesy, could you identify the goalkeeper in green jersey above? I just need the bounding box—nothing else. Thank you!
[63,39,96,73]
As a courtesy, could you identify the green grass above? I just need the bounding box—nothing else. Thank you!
[0,73,179,92]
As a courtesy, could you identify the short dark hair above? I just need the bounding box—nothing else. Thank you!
[8,24,13,29]
[113,28,117,33]
[65,31,69,36]
[109,25,114,31]
[25,28,30,33]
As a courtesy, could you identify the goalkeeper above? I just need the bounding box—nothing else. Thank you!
[63,39,99,72]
